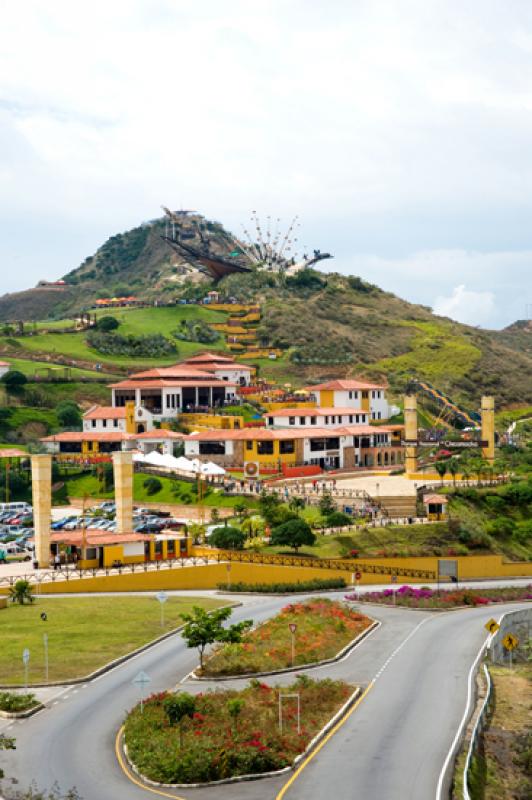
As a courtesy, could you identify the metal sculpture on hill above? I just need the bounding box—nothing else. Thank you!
[161,207,333,282]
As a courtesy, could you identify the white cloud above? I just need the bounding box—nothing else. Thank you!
[0,0,532,326]
[433,284,495,327]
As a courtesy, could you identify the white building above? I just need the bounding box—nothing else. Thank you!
[83,406,127,432]
[264,407,369,428]
[182,353,253,386]
[305,379,392,421]
[0,361,10,379]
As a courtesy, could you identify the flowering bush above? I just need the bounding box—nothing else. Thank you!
[345,584,532,608]
[124,677,353,783]
[202,598,371,676]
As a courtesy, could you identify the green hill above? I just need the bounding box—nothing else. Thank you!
[0,213,530,410]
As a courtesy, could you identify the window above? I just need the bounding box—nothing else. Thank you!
[280,440,295,454]
[246,440,253,451]
[257,440,274,455]
[299,417,305,425]
[309,437,340,452]
[325,416,329,424]
[378,411,381,419]
[167,539,175,555]
[349,415,353,423]
[268,417,274,426]
[103,419,107,427]
[114,419,118,428]
[92,419,96,428]
[166,395,171,408]
[289,417,296,426]
[199,442,226,455]
[348,391,353,399]
[86,547,97,560]
[310,416,317,425]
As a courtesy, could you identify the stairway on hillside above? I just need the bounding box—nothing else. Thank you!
[374,495,418,518]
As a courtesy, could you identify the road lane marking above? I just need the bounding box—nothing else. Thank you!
[115,726,187,799]
[276,614,433,800]
[276,682,375,800]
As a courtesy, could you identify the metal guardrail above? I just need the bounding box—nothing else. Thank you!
[463,663,493,800]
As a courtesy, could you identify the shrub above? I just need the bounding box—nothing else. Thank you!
[1,370,27,390]
[270,518,316,552]
[55,400,82,429]
[216,578,346,593]
[143,477,162,496]
[172,320,219,344]
[86,330,177,357]
[209,526,245,550]
[325,511,352,528]
[0,692,38,713]
[96,315,119,332]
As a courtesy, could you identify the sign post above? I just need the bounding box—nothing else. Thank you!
[226,562,232,591]
[132,670,151,713]
[156,591,168,628]
[22,648,30,690]
[289,623,297,667]
[502,632,519,671]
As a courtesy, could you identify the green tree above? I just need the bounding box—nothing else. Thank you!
[163,692,196,748]
[270,518,316,552]
[326,510,352,528]
[434,461,447,485]
[55,400,82,429]
[209,526,245,550]
[180,606,252,669]
[447,458,459,487]
[227,698,245,733]
[233,501,248,520]
[96,315,119,332]
[143,476,162,496]
[1,370,27,391]
[8,580,34,605]
[288,496,305,512]
[319,491,336,516]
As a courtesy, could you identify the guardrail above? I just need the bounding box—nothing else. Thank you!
[463,663,493,800]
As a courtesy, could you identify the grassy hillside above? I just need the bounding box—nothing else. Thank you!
[0,213,530,409]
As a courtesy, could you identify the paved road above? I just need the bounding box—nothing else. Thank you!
[1,592,530,800]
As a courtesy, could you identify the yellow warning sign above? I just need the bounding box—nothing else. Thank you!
[502,633,519,651]
[485,618,500,634]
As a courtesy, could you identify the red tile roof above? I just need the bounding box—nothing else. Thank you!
[423,494,448,505]
[41,431,134,443]
[186,425,395,441]
[131,365,214,379]
[49,531,151,545]
[135,429,186,439]
[83,405,126,420]
[109,379,236,390]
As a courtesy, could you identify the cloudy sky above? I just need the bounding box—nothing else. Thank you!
[1,0,531,328]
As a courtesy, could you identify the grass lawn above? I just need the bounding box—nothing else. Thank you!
[92,304,228,334]
[202,598,371,676]
[482,664,532,800]
[0,356,107,379]
[62,471,258,509]
[0,596,224,685]
[124,676,354,783]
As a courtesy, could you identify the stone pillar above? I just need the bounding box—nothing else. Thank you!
[113,451,133,534]
[481,396,495,464]
[32,455,52,568]
[404,395,418,475]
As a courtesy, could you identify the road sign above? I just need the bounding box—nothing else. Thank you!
[22,648,30,665]
[355,572,362,581]
[133,670,151,688]
[502,633,519,651]
[288,623,297,634]
[391,574,397,584]
[156,591,168,604]
[485,619,500,634]
[132,671,151,714]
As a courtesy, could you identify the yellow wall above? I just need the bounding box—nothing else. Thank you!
[262,402,316,412]
[244,439,297,466]
[7,554,529,596]
[180,413,244,430]
[360,392,370,412]
[125,401,136,434]
[320,390,334,407]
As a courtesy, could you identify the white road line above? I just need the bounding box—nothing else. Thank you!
[435,631,491,800]
[373,617,432,682]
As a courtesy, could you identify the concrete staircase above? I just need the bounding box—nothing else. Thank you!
[374,495,418,519]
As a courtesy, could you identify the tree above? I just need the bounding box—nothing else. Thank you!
[96,315,119,332]
[9,580,34,605]
[163,692,196,748]
[434,461,447,485]
[180,606,252,669]
[288,496,305,512]
[209,526,245,550]
[233,501,248,520]
[319,491,336,516]
[55,401,82,429]
[447,458,459,487]
[227,698,245,733]
[258,490,281,524]
[270,518,316,552]
[1,370,27,391]
[143,476,162,496]
[326,510,352,528]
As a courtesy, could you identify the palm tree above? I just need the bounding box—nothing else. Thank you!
[434,461,447,486]
[9,579,34,605]
[448,458,459,487]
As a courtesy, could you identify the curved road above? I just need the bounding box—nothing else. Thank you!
[2,590,530,800]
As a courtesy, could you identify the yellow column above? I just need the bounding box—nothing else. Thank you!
[113,451,133,534]
[404,395,418,475]
[481,396,495,464]
[125,401,136,434]
[32,454,52,568]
